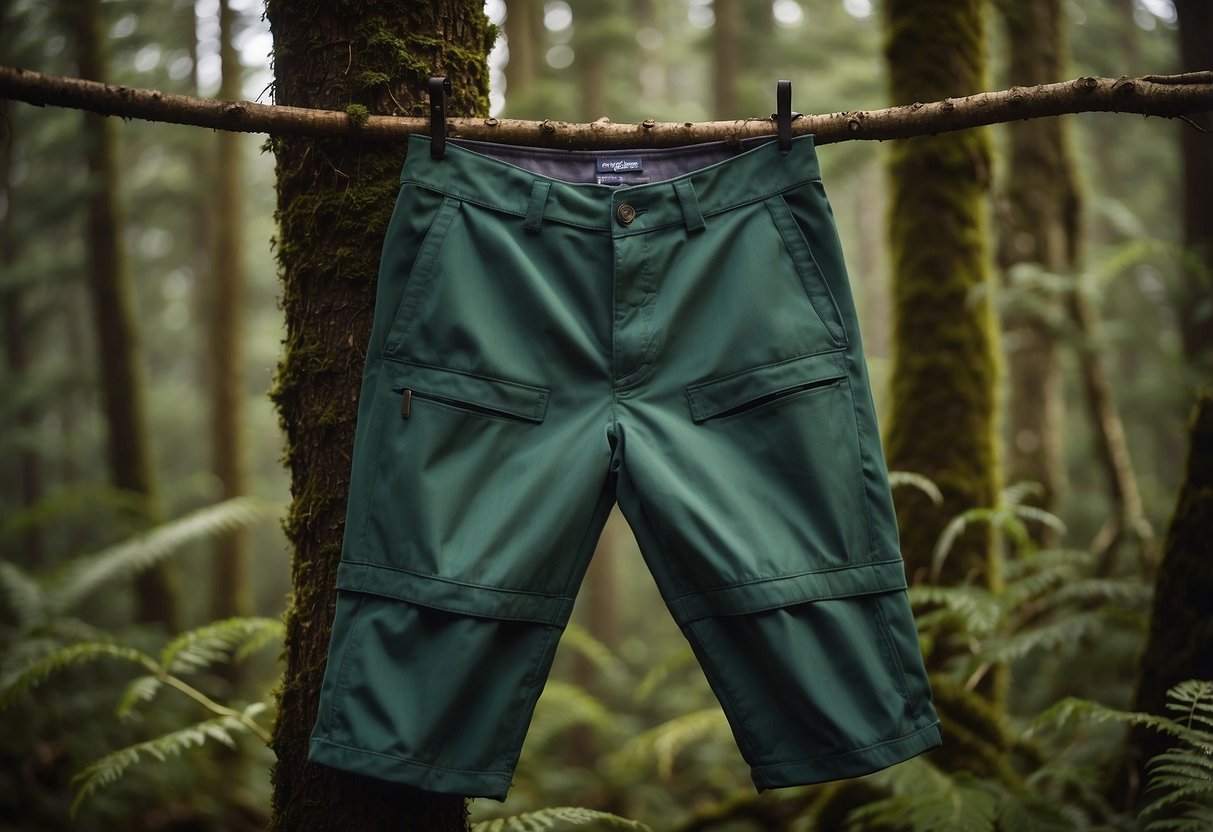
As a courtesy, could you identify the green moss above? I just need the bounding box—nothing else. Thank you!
[344,103,371,128]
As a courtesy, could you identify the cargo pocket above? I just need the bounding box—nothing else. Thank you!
[686,349,847,423]
[388,360,549,424]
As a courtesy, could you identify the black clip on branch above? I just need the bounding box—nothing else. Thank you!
[774,80,800,152]
[429,76,452,160]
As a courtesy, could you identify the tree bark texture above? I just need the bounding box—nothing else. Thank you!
[1122,389,1213,811]
[265,2,490,830]
[1,63,1209,147]
[209,0,252,623]
[0,96,46,569]
[1174,0,1213,378]
[883,0,1001,589]
[74,0,179,630]
[997,0,1077,529]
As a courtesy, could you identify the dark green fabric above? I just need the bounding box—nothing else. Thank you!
[308,135,941,799]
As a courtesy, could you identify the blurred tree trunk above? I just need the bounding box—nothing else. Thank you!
[996,0,1077,533]
[1117,389,1213,811]
[1,97,46,568]
[209,0,252,622]
[883,0,1001,592]
[74,0,179,630]
[571,0,607,120]
[883,0,1012,777]
[266,2,490,830]
[1174,0,1213,380]
[712,0,740,118]
[503,0,539,103]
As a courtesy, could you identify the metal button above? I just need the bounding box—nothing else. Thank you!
[616,203,636,226]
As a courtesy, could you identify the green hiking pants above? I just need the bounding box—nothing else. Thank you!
[308,134,941,799]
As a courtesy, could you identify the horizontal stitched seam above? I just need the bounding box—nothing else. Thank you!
[687,347,847,393]
[750,721,941,774]
[341,559,570,600]
[680,584,907,620]
[674,556,905,599]
[312,737,512,779]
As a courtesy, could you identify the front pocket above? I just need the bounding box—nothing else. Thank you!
[765,193,847,346]
[383,195,461,354]
[687,350,847,423]
[389,360,549,424]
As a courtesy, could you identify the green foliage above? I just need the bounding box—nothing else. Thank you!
[471,806,653,832]
[849,759,998,832]
[932,482,1067,581]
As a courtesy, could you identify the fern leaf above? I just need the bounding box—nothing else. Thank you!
[0,560,44,629]
[852,760,997,832]
[972,611,1107,666]
[1001,481,1043,509]
[634,647,696,702]
[471,806,652,831]
[1028,695,1190,742]
[558,623,630,686]
[888,471,944,505]
[69,712,250,815]
[116,675,163,717]
[906,584,1002,637]
[49,497,276,614]
[1010,504,1067,537]
[611,708,729,780]
[932,508,997,581]
[1164,680,1213,731]
[1,642,157,709]
[160,616,283,675]
[525,679,615,751]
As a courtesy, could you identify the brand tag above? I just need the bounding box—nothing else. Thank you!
[596,157,644,173]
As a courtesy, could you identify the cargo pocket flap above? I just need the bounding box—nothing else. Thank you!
[686,350,847,423]
[390,361,550,423]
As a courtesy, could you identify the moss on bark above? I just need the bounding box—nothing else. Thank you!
[266,3,491,830]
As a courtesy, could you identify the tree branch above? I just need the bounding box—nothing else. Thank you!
[1,64,1210,147]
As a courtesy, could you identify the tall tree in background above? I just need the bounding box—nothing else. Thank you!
[996,0,1077,527]
[73,0,179,630]
[883,0,1012,778]
[883,0,1000,592]
[503,0,540,105]
[266,2,491,829]
[711,0,740,118]
[1174,0,1213,381]
[209,0,252,622]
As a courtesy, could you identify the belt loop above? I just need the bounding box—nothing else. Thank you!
[523,180,551,233]
[673,180,706,233]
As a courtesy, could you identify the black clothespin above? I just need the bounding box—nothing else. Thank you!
[429,76,451,160]
[774,79,799,152]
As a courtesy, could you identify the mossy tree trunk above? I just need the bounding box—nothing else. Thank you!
[1174,0,1213,380]
[209,0,252,624]
[74,0,179,630]
[1119,389,1213,810]
[882,0,1001,593]
[883,0,1011,776]
[266,3,492,830]
[996,0,1078,531]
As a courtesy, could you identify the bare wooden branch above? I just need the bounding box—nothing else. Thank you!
[1,64,1211,147]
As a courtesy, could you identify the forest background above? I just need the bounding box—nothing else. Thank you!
[0,0,1210,831]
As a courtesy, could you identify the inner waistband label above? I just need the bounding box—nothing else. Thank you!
[597,157,644,173]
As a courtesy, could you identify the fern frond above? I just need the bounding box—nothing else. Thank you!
[1044,578,1152,610]
[1001,481,1043,509]
[932,508,995,580]
[1028,696,1188,743]
[1164,680,1213,732]
[972,611,1107,666]
[525,680,615,751]
[907,584,1001,637]
[1,642,157,709]
[558,623,630,686]
[1001,549,1092,580]
[611,707,729,780]
[70,710,257,815]
[0,560,44,629]
[1010,504,1067,538]
[852,759,997,832]
[160,617,283,675]
[49,497,276,614]
[634,647,696,702]
[116,675,163,717]
[889,471,944,505]
[471,806,652,831]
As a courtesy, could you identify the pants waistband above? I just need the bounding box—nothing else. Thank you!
[398,134,822,235]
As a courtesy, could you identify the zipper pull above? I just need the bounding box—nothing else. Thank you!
[401,389,412,419]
